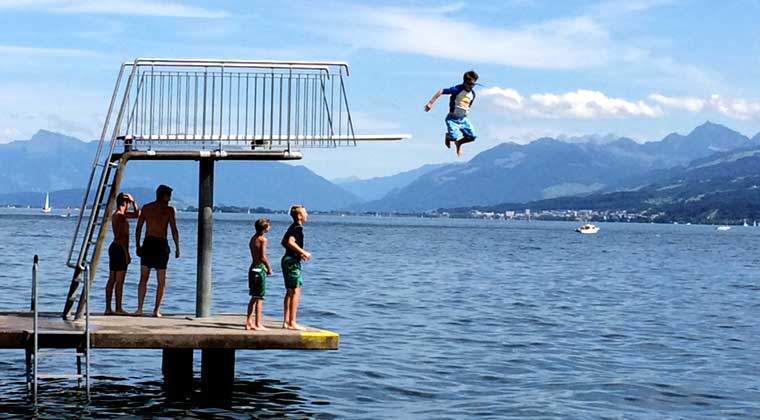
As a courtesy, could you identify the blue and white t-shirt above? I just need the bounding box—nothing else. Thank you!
[442,84,476,118]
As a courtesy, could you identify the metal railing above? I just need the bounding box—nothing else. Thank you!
[120,58,356,151]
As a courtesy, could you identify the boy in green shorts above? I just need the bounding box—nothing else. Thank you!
[281,205,311,330]
[246,218,272,331]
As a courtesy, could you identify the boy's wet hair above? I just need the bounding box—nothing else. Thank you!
[289,205,305,221]
[463,70,479,83]
[116,192,129,206]
[254,218,270,234]
[156,184,173,199]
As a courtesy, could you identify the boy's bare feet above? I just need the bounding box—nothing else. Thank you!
[133,310,143,316]
[115,309,129,316]
[455,139,463,156]
[286,323,306,331]
[104,309,114,315]
[152,310,162,318]
[245,321,253,330]
[255,324,268,331]
[444,136,451,149]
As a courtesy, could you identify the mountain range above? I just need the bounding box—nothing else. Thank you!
[1,122,759,214]
[354,122,758,212]
[463,145,760,223]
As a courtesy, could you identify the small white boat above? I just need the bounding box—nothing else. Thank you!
[41,193,52,213]
[576,223,599,234]
[716,225,731,231]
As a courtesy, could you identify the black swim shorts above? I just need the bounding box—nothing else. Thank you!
[140,236,170,270]
[108,242,128,272]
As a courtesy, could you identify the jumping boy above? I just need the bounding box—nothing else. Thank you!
[246,218,273,331]
[424,70,479,157]
[281,205,311,330]
[105,192,139,315]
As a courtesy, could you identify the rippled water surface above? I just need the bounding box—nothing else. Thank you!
[0,210,758,419]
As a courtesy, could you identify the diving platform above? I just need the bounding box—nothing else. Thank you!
[24,57,407,403]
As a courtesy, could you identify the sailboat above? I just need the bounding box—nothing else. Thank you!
[41,193,52,213]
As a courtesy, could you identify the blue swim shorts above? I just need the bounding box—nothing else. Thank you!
[445,115,477,141]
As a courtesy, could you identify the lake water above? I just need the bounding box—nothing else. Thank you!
[0,210,758,419]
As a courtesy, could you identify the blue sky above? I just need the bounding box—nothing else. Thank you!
[1,0,760,179]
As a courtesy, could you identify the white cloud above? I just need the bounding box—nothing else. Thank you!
[0,0,229,18]
[481,88,760,121]
[481,87,662,119]
[649,94,705,112]
[652,93,760,120]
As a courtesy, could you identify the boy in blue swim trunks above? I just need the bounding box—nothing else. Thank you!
[424,70,479,157]
[281,205,311,330]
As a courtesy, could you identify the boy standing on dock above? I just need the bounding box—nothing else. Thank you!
[281,205,311,330]
[246,218,273,330]
[135,184,180,317]
[424,70,479,157]
[105,192,139,315]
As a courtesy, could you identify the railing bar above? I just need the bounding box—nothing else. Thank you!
[312,75,317,143]
[167,73,173,139]
[253,75,258,139]
[185,72,190,138]
[235,73,242,140]
[295,74,300,145]
[219,67,224,144]
[245,74,249,140]
[278,74,283,147]
[210,73,215,139]
[287,68,291,149]
[228,72,233,139]
[150,66,155,139]
[158,73,164,140]
[261,74,266,141]
[269,70,274,143]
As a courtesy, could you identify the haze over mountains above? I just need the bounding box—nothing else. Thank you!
[1,122,758,214]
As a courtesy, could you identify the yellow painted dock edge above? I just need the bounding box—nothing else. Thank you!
[300,330,340,349]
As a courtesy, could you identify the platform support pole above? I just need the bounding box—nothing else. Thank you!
[201,348,235,404]
[162,348,194,397]
[196,159,214,318]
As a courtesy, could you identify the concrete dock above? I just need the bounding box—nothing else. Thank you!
[0,311,339,350]
[3,311,338,400]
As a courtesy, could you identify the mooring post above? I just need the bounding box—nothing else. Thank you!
[197,159,214,318]
[201,348,235,404]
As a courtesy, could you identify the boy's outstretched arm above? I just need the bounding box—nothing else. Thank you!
[424,89,443,112]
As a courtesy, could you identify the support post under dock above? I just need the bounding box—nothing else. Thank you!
[162,348,194,396]
[196,159,214,318]
[201,348,235,403]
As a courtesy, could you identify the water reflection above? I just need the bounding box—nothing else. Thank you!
[0,375,333,419]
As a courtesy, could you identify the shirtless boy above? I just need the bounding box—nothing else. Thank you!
[105,192,139,315]
[246,218,273,330]
[135,184,180,317]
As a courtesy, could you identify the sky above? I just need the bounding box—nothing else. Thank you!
[1,0,760,180]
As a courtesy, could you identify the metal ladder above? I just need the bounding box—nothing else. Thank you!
[30,256,91,404]
[62,62,133,320]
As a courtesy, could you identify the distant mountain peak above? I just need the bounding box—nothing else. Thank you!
[688,121,743,138]
[30,129,82,144]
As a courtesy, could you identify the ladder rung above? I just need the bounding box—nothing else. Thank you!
[36,374,84,380]
[36,330,84,335]
[36,351,86,357]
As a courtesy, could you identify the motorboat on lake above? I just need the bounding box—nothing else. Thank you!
[576,223,599,234]
[716,225,731,231]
